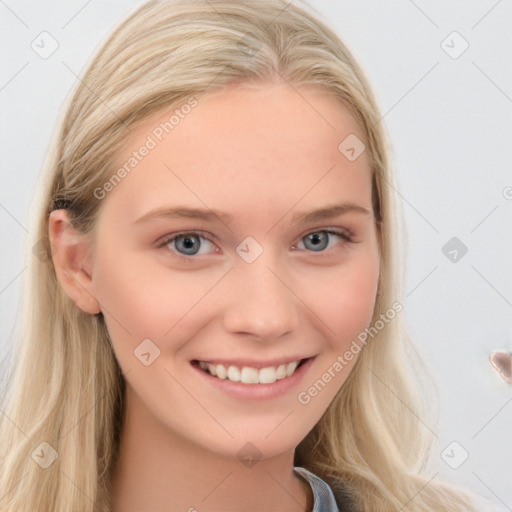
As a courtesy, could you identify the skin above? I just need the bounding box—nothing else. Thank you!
[49,81,381,512]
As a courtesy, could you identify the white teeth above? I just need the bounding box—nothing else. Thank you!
[240,367,259,384]
[216,364,227,379]
[276,364,287,380]
[259,367,277,384]
[227,365,241,382]
[286,361,298,377]
[198,359,303,384]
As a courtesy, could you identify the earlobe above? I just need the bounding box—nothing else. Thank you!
[48,209,101,315]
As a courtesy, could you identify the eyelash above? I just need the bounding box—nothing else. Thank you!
[156,228,355,261]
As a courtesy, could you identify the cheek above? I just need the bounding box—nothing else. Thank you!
[309,249,380,349]
[91,240,217,361]
[91,241,176,352]
[293,252,379,414]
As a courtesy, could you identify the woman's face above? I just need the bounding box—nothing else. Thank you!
[86,82,380,459]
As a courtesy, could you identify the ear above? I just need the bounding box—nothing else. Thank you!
[48,209,101,315]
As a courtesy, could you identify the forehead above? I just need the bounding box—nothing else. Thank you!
[104,81,372,226]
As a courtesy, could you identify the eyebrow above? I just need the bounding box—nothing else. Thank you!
[132,203,372,226]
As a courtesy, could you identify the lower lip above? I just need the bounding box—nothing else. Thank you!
[191,357,316,401]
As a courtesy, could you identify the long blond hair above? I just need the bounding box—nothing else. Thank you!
[0,1,480,510]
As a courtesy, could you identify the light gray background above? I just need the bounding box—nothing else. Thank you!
[1,1,511,509]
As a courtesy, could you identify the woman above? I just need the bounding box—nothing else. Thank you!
[0,1,484,510]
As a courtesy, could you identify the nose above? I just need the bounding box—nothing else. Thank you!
[221,255,300,341]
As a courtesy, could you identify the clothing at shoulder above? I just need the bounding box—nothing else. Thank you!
[295,467,497,512]
[293,466,341,512]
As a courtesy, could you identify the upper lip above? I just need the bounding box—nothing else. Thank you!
[192,356,314,369]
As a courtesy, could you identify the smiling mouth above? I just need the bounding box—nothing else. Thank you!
[191,358,309,385]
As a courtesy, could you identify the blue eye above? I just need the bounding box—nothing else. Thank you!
[157,228,353,259]
[158,231,216,257]
[295,229,352,252]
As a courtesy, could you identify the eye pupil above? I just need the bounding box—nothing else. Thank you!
[305,232,328,251]
[177,235,200,254]
[165,229,346,259]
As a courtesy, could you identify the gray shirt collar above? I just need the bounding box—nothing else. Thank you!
[294,466,340,512]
